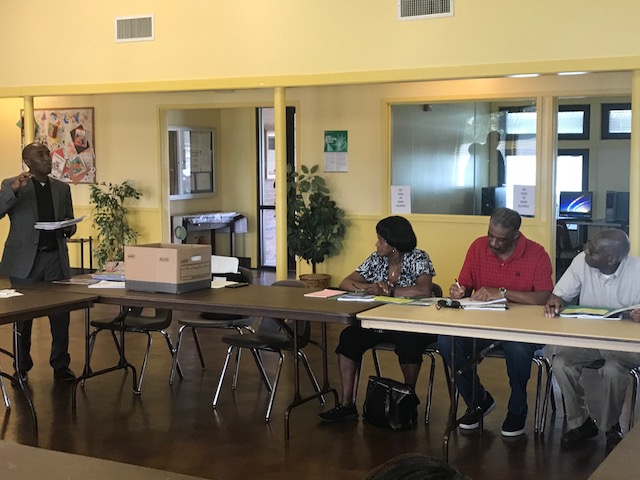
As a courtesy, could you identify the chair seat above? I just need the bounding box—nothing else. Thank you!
[221,333,292,351]
[178,316,254,329]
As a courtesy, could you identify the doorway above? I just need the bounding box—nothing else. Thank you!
[256,106,296,269]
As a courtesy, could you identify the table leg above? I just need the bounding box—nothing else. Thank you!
[7,322,38,432]
[72,307,139,408]
[284,321,338,439]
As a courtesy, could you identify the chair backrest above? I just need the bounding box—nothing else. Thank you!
[556,221,575,252]
[256,279,310,346]
[432,283,443,297]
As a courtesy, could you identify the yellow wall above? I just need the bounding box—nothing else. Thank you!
[2,1,640,94]
[0,72,633,282]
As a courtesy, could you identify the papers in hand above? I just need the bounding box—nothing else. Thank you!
[559,304,640,320]
[0,289,23,298]
[35,215,86,231]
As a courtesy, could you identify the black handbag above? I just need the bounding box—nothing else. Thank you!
[363,376,419,431]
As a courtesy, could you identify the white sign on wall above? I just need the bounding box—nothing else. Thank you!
[391,185,412,214]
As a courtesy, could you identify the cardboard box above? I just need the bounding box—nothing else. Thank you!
[125,243,212,294]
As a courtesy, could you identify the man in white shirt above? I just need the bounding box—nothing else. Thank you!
[545,229,640,452]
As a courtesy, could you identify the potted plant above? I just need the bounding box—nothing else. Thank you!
[287,164,348,288]
[89,181,142,271]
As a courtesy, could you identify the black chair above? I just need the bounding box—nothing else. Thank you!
[556,220,582,271]
[88,307,182,393]
[169,266,254,385]
[212,279,323,422]
[370,283,450,424]
[483,345,554,433]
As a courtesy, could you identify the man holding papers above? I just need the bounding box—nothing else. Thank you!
[0,142,77,384]
[438,208,553,437]
[544,229,640,452]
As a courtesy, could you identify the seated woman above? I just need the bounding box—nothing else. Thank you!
[319,215,436,422]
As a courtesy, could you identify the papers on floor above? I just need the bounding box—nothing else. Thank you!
[559,304,640,320]
[0,289,23,298]
[35,215,86,231]
[88,280,126,288]
[304,288,343,298]
[459,297,508,310]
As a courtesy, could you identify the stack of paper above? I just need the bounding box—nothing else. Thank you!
[35,215,86,231]
[336,293,376,302]
[459,298,508,310]
[304,289,343,298]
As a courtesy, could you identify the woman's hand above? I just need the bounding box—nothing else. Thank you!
[364,281,391,295]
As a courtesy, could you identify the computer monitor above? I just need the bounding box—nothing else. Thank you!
[559,191,593,219]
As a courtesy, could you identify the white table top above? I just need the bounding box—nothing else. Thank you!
[357,303,640,353]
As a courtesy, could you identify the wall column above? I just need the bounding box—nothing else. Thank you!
[630,71,640,255]
[274,87,288,280]
[23,96,35,144]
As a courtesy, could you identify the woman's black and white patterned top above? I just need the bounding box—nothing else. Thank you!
[355,249,435,287]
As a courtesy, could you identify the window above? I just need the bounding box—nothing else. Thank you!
[558,105,590,140]
[169,126,215,198]
[390,98,537,215]
[601,103,631,139]
[556,149,589,211]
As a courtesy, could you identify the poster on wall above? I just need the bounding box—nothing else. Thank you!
[20,108,96,184]
[323,130,348,172]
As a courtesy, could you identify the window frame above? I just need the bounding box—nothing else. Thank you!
[558,104,590,140]
[601,103,631,140]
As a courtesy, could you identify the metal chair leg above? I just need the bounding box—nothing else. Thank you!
[169,324,187,385]
[265,352,285,422]
[160,329,183,381]
[629,368,639,430]
[371,348,382,377]
[298,350,325,405]
[213,345,234,408]
[134,332,153,394]
[0,366,10,410]
[192,328,206,369]
[424,351,436,424]
[251,349,273,392]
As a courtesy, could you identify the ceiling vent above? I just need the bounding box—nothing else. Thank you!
[398,0,453,21]
[115,15,154,42]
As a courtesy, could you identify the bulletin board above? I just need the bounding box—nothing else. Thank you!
[21,108,96,184]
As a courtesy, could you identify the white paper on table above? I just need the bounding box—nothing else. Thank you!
[211,278,240,289]
[35,215,86,231]
[0,289,23,298]
[88,280,126,289]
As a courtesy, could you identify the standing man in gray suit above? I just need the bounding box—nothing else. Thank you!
[0,142,77,383]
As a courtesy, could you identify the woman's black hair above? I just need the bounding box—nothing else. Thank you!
[376,216,417,253]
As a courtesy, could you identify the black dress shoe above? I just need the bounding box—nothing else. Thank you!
[53,367,76,382]
[606,423,623,452]
[561,417,599,446]
[10,370,28,387]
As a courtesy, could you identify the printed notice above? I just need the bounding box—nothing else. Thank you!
[513,185,535,217]
[391,186,412,214]
[324,130,348,172]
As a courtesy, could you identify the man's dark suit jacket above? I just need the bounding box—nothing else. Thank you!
[0,176,75,279]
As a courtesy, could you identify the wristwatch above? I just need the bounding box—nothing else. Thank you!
[499,287,507,298]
